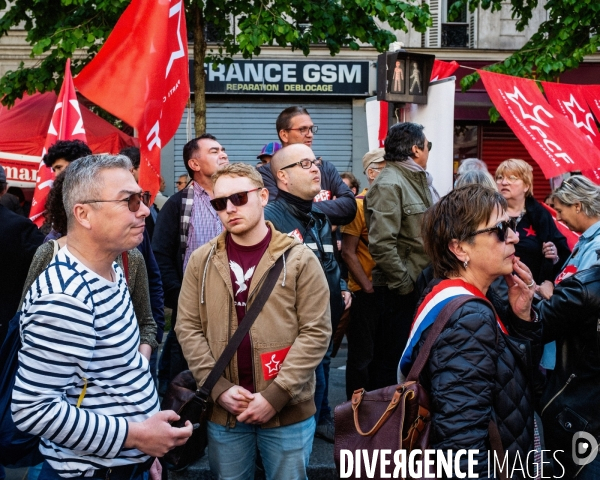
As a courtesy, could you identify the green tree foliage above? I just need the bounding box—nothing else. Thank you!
[454,0,600,112]
[0,0,432,133]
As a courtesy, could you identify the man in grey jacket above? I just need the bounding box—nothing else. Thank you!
[364,122,437,388]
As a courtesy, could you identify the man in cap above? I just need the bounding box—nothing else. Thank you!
[256,141,282,165]
[341,149,387,399]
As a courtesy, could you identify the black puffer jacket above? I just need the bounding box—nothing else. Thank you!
[412,282,542,478]
[537,265,600,478]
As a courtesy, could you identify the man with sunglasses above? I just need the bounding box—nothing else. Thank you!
[257,106,356,226]
[13,155,193,480]
[176,163,331,479]
[264,144,351,442]
[364,122,438,389]
[152,133,229,392]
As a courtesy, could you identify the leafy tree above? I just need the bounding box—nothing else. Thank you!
[453,0,600,119]
[0,0,432,134]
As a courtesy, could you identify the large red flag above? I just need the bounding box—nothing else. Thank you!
[29,59,88,226]
[430,60,459,82]
[581,85,600,124]
[542,82,600,184]
[479,71,600,179]
[74,0,189,197]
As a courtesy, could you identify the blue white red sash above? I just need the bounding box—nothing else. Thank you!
[398,279,508,380]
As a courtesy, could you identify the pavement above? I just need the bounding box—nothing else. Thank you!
[3,341,348,480]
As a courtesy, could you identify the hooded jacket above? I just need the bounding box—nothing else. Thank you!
[175,223,332,428]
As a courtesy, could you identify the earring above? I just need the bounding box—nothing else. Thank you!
[463,260,468,269]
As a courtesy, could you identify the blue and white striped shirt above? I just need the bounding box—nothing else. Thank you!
[12,247,160,477]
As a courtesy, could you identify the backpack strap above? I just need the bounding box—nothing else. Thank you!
[122,251,129,284]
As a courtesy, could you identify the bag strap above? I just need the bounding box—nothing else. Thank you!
[196,251,288,400]
[407,295,490,382]
[488,420,509,480]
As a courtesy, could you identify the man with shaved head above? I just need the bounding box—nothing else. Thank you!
[265,144,351,443]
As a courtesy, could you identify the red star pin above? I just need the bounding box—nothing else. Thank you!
[523,226,537,237]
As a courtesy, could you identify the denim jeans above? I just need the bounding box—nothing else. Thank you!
[207,417,316,480]
[37,461,149,480]
[315,339,334,423]
[577,456,600,480]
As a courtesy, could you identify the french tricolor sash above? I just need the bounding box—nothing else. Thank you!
[398,279,508,379]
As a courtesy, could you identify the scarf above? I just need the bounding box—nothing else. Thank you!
[401,158,440,203]
[398,278,508,381]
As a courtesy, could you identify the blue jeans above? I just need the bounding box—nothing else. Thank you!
[314,339,333,424]
[38,461,149,480]
[207,417,316,480]
[577,456,600,480]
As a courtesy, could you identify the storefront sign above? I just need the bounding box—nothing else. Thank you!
[0,153,40,188]
[193,60,370,96]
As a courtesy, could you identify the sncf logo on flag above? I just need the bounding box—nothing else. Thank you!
[288,229,303,242]
[314,190,332,202]
[260,346,291,381]
[555,265,578,285]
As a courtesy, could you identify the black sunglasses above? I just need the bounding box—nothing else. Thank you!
[210,188,260,211]
[81,191,151,212]
[467,218,517,243]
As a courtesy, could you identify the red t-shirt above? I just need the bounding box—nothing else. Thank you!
[225,229,272,393]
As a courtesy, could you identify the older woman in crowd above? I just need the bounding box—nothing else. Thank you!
[495,159,570,284]
[454,169,497,190]
[400,185,541,477]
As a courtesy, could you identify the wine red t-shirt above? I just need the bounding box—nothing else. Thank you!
[225,229,272,393]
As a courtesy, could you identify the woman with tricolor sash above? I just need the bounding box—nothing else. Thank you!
[399,185,543,479]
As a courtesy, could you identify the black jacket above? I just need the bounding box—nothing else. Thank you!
[413,281,542,478]
[0,205,44,343]
[537,265,600,478]
[152,189,186,309]
[264,198,345,330]
[258,159,357,226]
[516,196,570,284]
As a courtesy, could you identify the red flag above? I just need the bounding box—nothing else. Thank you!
[542,82,600,184]
[479,71,600,179]
[74,0,189,197]
[29,59,88,227]
[580,85,600,123]
[430,60,459,82]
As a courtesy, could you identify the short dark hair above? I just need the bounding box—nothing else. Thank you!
[43,140,92,168]
[182,133,218,178]
[7,186,25,203]
[422,185,507,278]
[119,146,141,169]
[384,123,425,162]
[276,106,310,141]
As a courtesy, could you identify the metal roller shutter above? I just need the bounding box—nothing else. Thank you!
[480,124,551,202]
[174,101,353,181]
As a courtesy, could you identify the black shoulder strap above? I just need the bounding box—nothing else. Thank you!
[197,251,288,400]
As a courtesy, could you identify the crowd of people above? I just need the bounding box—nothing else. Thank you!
[2,106,600,480]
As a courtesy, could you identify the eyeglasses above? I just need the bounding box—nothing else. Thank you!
[81,191,151,212]
[495,175,520,184]
[467,219,517,243]
[416,141,432,152]
[286,125,318,136]
[210,188,260,211]
[280,157,323,171]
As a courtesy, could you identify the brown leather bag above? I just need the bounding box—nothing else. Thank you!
[161,252,287,471]
[334,296,507,479]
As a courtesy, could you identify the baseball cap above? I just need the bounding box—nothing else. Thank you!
[362,148,385,173]
[0,165,6,183]
[257,141,282,159]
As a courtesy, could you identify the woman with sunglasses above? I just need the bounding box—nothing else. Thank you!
[495,159,570,285]
[400,185,541,477]
[19,172,158,359]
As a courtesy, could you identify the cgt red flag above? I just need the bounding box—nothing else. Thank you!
[74,0,189,197]
[542,82,600,184]
[479,71,600,179]
[29,59,88,227]
[430,60,459,82]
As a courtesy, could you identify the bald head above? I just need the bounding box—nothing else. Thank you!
[270,144,321,200]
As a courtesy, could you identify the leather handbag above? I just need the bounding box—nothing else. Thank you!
[161,252,287,471]
[334,295,507,479]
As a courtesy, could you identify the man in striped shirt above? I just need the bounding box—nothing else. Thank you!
[12,155,192,480]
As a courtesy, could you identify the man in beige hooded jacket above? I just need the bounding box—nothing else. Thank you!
[175,163,331,480]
